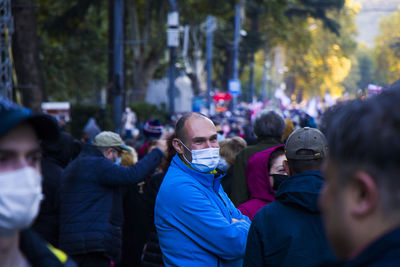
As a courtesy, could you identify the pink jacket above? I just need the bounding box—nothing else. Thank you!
[237,145,284,220]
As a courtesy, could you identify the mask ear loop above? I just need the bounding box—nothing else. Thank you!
[178,139,192,165]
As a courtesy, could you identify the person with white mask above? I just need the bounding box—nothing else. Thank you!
[155,112,250,267]
[0,97,76,266]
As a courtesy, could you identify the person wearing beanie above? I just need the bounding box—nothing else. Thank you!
[143,119,163,139]
[138,119,163,159]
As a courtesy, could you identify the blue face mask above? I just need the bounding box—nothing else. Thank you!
[217,157,229,172]
[179,140,220,173]
[217,133,225,142]
[115,157,122,166]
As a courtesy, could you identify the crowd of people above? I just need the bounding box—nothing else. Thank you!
[1,82,400,267]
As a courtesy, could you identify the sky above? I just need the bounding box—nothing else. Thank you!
[354,0,400,47]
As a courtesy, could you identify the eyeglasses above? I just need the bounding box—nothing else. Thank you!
[113,148,122,157]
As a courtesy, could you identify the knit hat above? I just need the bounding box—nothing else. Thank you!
[93,131,132,151]
[143,119,163,139]
[0,97,59,141]
[285,127,328,160]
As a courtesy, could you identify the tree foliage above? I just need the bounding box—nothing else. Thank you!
[33,0,357,106]
[373,7,400,85]
[280,0,358,99]
[36,0,108,103]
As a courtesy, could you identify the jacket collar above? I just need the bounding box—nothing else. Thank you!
[171,154,224,193]
[255,137,282,145]
[275,170,324,213]
[81,144,104,158]
[342,226,400,266]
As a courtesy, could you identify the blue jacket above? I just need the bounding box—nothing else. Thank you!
[244,171,336,267]
[328,227,400,267]
[155,154,251,267]
[59,145,163,260]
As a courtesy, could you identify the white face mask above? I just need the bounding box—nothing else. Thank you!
[179,140,220,173]
[0,167,43,237]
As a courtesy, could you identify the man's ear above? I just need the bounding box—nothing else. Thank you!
[349,171,379,218]
[103,147,113,159]
[283,160,291,177]
[172,138,184,154]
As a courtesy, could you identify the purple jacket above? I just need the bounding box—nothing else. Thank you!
[237,145,284,220]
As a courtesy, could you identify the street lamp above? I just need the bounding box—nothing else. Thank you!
[167,7,179,117]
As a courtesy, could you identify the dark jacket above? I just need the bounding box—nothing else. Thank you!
[327,227,400,267]
[59,145,163,261]
[244,171,336,267]
[117,172,163,267]
[32,157,62,247]
[20,229,76,267]
[230,138,282,206]
[139,172,167,267]
[33,132,80,248]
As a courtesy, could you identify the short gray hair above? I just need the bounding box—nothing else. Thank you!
[253,110,285,139]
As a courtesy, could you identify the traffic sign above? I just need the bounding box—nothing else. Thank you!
[228,79,241,95]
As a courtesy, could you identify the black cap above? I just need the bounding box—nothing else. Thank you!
[0,97,59,141]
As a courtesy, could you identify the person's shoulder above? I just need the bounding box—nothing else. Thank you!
[158,170,196,195]
[20,229,77,266]
[253,202,281,221]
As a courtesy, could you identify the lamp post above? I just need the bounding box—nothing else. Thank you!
[206,15,216,114]
[113,0,124,133]
[167,1,179,117]
[229,4,241,112]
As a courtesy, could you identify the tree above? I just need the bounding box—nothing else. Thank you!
[280,0,358,99]
[373,8,400,85]
[356,44,373,90]
[36,0,108,104]
[12,0,45,111]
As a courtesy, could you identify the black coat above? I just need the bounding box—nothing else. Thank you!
[244,171,336,267]
[33,132,80,248]
[20,229,76,266]
[117,171,165,267]
[32,158,62,247]
[326,227,400,266]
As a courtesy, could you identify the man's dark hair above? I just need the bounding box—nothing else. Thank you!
[327,85,400,213]
[287,149,324,175]
[175,112,211,142]
[318,102,346,136]
[253,110,285,139]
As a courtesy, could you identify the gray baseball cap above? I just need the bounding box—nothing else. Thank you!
[93,131,132,151]
[285,127,328,160]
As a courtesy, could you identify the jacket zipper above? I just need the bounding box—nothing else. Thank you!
[217,194,232,216]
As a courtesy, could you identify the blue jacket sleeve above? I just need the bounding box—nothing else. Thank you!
[98,148,163,186]
[163,181,250,260]
[220,188,251,223]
